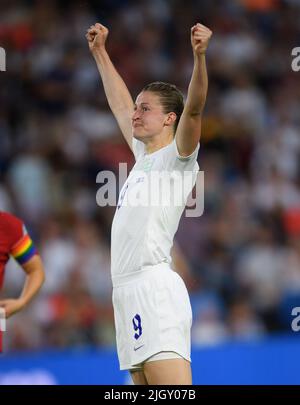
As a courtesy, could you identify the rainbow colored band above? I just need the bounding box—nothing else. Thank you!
[11,234,37,265]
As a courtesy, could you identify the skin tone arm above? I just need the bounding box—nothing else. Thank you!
[86,23,135,150]
[0,255,45,318]
[175,23,212,157]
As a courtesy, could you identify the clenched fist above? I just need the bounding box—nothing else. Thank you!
[191,23,212,56]
[86,23,109,53]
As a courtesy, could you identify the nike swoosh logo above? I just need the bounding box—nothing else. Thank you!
[134,345,144,351]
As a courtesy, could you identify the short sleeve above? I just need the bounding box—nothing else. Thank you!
[1,213,23,250]
[132,138,145,161]
[163,139,200,172]
[8,218,38,266]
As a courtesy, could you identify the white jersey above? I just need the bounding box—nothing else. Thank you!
[111,137,199,281]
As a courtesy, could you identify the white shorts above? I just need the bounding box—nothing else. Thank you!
[112,263,192,371]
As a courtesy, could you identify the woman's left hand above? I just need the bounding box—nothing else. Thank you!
[191,23,213,56]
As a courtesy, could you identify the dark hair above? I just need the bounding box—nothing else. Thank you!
[142,81,184,132]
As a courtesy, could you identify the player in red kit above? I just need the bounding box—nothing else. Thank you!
[0,211,45,352]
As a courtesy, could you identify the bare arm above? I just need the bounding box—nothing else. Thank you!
[86,23,134,150]
[0,255,45,318]
[175,23,212,157]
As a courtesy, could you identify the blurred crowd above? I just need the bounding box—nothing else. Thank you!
[0,0,300,352]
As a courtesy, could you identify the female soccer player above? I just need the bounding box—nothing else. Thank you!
[86,22,212,385]
[0,211,45,351]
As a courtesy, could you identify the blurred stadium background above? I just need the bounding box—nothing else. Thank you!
[0,0,300,384]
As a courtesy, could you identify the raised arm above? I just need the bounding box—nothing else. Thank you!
[175,23,212,157]
[86,23,134,150]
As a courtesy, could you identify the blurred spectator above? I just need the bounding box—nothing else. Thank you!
[227,298,266,340]
[0,0,299,352]
[191,292,229,346]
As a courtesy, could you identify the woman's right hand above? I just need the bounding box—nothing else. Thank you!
[86,23,109,53]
